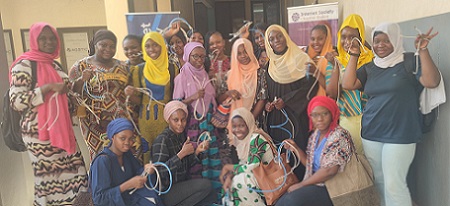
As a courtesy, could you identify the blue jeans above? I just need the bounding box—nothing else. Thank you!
[362,139,416,206]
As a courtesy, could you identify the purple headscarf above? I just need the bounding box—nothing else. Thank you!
[173,42,217,116]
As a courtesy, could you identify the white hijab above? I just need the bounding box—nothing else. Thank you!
[372,22,405,68]
[231,108,256,164]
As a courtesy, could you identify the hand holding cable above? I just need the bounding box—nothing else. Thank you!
[415,27,438,50]
[121,175,147,193]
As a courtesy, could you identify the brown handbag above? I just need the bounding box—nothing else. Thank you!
[252,139,300,205]
[325,151,381,206]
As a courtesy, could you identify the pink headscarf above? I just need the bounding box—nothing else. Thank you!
[163,100,188,122]
[227,38,259,112]
[173,42,216,116]
[9,22,76,154]
[307,96,340,135]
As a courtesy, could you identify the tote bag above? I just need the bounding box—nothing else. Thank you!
[325,152,381,206]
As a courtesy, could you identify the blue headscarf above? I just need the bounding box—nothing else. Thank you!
[106,118,134,140]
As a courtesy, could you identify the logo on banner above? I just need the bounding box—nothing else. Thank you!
[292,12,300,22]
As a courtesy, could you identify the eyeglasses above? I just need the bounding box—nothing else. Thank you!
[190,55,206,60]
[310,111,330,119]
[97,43,116,50]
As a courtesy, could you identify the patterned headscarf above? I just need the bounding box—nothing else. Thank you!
[142,32,170,86]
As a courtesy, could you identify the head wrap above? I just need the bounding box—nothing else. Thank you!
[307,96,340,135]
[307,24,333,96]
[336,14,374,68]
[107,118,134,140]
[142,32,170,86]
[265,25,312,84]
[228,38,259,112]
[372,22,405,68]
[9,22,76,154]
[231,107,256,163]
[89,30,117,56]
[163,100,188,122]
[173,42,217,116]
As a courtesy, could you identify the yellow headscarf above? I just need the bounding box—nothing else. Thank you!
[265,25,312,84]
[142,32,169,86]
[336,14,374,68]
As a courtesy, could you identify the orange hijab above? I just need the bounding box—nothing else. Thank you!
[307,24,333,96]
[227,38,259,112]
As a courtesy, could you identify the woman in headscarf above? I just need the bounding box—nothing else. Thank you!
[90,118,163,206]
[69,30,134,160]
[219,107,274,206]
[342,23,440,206]
[225,38,267,127]
[263,24,319,179]
[124,32,178,164]
[173,41,226,194]
[9,22,88,205]
[151,100,216,206]
[325,14,374,155]
[276,96,354,206]
[307,24,333,96]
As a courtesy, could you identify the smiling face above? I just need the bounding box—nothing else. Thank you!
[170,35,185,56]
[111,130,135,154]
[189,47,206,69]
[37,26,57,54]
[310,28,327,54]
[310,106,332,133]
[208,33,225,56]
[168,109,187,135]
[373,32,394,58]
[340,27,360,52]
[253,29,265,49]
[237,44,251,65]
[144,38,162,60]
[123,38,141,62]
[268,30,287,53]
[95,39,116,61]
[231,116,249,140]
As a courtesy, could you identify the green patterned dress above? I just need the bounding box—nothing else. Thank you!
[229,133,274,206]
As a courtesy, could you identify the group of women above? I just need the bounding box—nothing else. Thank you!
[9,12,440,205]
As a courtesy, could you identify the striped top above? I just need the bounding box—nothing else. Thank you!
[325,63,367,117]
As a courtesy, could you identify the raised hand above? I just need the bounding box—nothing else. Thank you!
[415,27,439,49]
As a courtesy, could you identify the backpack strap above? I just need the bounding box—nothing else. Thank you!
[403,52,421,80]
[30,60,37,90]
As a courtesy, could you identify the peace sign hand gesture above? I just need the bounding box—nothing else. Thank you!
[415,27,439,49]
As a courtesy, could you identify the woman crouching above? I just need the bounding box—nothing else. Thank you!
[151,100,217,205]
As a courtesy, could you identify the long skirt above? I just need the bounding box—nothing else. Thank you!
[24,136,88,206]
